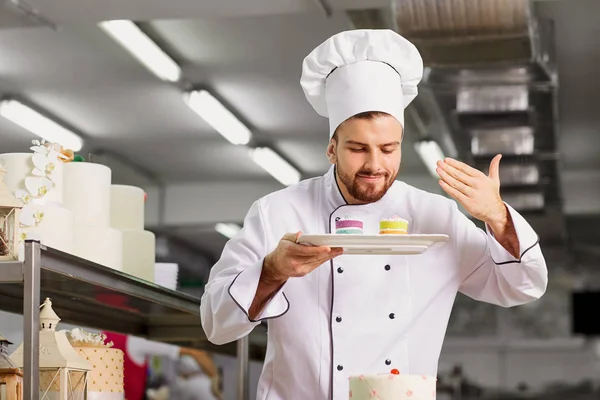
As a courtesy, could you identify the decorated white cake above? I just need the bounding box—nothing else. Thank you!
[62,328,125,400]
[0,141,75,257]
[63,162,123,270]
[110,185,155,282]
[349,372,436,399]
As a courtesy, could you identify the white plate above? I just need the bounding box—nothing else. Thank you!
[297,234,449,255]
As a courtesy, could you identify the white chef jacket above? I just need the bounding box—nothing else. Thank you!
[200,166,547,400]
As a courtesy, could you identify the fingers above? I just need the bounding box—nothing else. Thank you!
[287,248,343,277]
[439,179,470,205]
[442,158,483,178]
[292,242,336,256]
[282,231,302,242]
[437,168,473,197]
[281,231,343,257]
[488,154,502,182]
[304,247,343,264]
[437,159,475,185]
[305,250,344,273]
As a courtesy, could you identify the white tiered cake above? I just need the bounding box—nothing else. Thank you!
[63,162,123,270]
[0,142,74,257]
[349,373,437,400]
[109,185,155,281]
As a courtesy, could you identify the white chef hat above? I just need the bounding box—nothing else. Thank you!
[300,29,423,138]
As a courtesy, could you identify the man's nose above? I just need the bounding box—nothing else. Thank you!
[363,150,383,172]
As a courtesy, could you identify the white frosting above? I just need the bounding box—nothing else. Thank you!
[72,226,123,271]
[62,162,124,270]
[61,328,113,348]
[63,162,112,227]
[0,146,75,255]
[0,152,65,206]
[16,204,74,258]
[381,216,408,223]
[110,185,145,231]
[120,230,155,281]
[349,374,436,400]
[110,185,156,282]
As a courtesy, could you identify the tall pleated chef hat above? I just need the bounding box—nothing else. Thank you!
[300,29,424,138]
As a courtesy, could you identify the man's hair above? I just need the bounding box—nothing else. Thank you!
[331,111,390,142]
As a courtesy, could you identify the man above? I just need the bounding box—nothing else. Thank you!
[200,29,547,400]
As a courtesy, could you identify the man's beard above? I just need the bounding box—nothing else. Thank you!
[336,164,397,204]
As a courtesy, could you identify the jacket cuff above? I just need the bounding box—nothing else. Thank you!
[486,203,540,264]
[227,259,290,322]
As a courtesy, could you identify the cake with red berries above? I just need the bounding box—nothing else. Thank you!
[349,370,436,399]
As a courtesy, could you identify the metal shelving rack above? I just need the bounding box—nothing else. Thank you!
[0,240,252,400]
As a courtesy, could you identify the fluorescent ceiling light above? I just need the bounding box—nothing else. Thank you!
[184,90,252,145]
[0,100,84,151]
[414,140,445,178]
[99,20,181,82]
[249,147,300,186]
[215,223,241,239]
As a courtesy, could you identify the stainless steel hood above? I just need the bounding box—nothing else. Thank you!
[347,0,565,245]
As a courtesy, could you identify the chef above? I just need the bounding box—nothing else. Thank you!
[200,29,548,400]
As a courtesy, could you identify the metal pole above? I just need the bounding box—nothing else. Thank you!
[23,240,41,400]
[237,336,249,400]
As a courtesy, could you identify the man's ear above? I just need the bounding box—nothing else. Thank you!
[326,138,337,164]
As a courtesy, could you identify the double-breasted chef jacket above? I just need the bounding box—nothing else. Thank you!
[200,165,548,400]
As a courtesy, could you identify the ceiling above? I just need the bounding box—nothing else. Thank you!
[0,0,598,277]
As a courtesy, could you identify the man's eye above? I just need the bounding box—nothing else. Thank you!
[382,149,394,154]
[349,148,365,152]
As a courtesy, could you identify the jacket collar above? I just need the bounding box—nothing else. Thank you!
[324,165,346,209]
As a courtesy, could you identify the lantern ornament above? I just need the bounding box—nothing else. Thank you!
[0,333,22,400]
[10,298,91,400]
[0,159,22,261]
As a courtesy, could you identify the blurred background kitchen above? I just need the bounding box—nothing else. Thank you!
[0,0,599,399]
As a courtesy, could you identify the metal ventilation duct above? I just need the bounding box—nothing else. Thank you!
[392,0,535,66]
[348,1,564,244]
[394,0,530,38]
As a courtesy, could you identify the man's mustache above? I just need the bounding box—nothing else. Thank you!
[356,171,387,178]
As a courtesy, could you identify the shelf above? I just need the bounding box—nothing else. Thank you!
[0,241,259,400]
[0,243,269,356]
[0,243,204,342]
